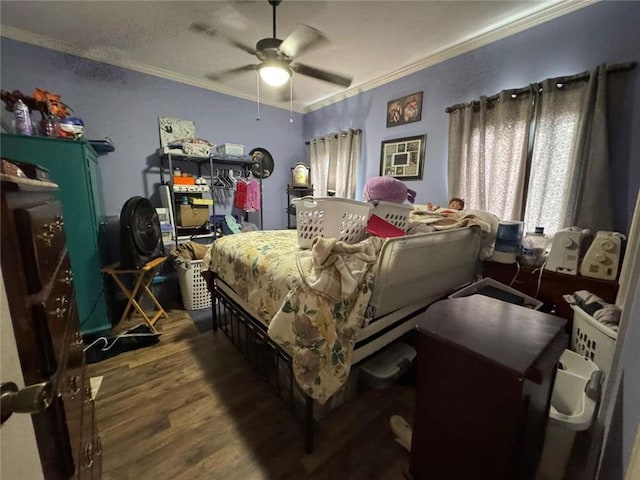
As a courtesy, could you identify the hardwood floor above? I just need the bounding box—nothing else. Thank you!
[87,310,415,479]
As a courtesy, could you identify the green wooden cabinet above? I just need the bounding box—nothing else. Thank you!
[1,133,110,334]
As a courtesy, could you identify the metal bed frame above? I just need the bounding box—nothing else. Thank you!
[211,277,316,454]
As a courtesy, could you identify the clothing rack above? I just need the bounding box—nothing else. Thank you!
[157,148,264,243]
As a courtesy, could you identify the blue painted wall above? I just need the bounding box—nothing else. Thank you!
[304,1,640,234]
[1,1,640,473]
[0,38,305,230]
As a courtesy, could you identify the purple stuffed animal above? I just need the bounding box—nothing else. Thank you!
[363,176,416,204]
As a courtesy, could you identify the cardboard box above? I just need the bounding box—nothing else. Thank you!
[188,197,213,206]
[177,204,209,227]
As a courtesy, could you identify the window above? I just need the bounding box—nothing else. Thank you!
[448,65,614,236]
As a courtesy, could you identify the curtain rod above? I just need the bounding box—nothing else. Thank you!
[305,128,362,145]
[445,61,637,113]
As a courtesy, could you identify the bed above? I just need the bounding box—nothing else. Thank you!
[202,210,495,453]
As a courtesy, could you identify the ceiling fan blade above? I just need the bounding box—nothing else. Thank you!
[205,64,257,82]
[226,38,258,56]
[189,21,216,37]
[275,86,296,103]
[189,21,257,56]
[279,24,327,59]
[291,63,352,88]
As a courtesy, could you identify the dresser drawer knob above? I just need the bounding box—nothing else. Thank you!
[65,375,80,397]
[61,270,73,286]
[54,215,64,231]
[83,442,94,469]
[72,330,84,348]
[50,307,67,319]
[36,231,53,247]
[94,436,102,457]
[84,386,93,402]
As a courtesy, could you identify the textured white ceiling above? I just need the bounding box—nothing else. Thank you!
[0,0,591,112]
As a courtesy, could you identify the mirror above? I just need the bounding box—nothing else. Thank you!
[249,147,274,179]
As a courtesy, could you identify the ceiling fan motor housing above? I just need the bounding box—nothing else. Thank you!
[256,38,291,63]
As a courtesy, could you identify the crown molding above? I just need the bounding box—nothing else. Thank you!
[304,0,597,113]
[0,24,307,114]
[1,0,596,116]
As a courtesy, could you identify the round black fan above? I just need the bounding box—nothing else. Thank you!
[119,196,165,269]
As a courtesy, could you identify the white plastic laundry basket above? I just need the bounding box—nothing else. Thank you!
[571,305,617,379]
[292,197,373,248]
[369,201,413,232]
[176,259,211,310]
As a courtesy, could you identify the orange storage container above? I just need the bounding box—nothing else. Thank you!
[173,176,195,185]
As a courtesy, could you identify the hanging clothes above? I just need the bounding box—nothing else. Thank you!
[246,178,261,212]
[234,178,248,210]
[233,175,261,213]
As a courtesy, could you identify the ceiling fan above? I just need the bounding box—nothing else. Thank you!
[191,0,352,89]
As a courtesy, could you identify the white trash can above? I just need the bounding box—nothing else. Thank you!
[536,349,602,480]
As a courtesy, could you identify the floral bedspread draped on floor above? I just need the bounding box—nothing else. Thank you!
[202,230,384,403]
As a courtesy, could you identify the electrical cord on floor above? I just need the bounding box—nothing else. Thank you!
[83,328,160,353]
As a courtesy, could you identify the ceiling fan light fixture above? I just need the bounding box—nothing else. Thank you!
[259,61,291,87]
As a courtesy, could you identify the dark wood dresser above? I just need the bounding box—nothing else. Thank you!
[1,174,101,479]
[410,295,567,480]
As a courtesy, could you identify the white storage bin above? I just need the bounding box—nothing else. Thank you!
[359,342,416,390]
[449,277,543,310]
[291,197,373,249]
[571,305,617,379]
[369,201,413,232]
[215,143,244,156]
[175,258,211,310]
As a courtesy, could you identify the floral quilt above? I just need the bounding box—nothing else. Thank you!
[203,230,302,325]
[203,230,384,403]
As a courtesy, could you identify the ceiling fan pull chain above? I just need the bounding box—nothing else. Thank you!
[256,70,261,121]
[289,77,294,124]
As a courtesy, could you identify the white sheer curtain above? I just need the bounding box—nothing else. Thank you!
[525,65,612,234]
[309,135,331,197]
[449,64,613,235]
[448,88,534,221]
[309,129,362,199]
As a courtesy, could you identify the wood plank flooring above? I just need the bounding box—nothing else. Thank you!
[87,310,415,480]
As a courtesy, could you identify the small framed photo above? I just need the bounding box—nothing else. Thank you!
[386,91,423,128]
[291,162,311,187]
[380,134,426,180]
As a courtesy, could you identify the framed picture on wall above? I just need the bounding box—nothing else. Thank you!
[380,134,426,180]
[386,91,423,127]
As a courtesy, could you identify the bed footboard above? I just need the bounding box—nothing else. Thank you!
[211,277,315,454]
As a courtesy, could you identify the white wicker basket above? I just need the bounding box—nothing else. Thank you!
[570,305,617,379]
[176,258,211,310]
[292,197,373,249]
[369,201,413,232]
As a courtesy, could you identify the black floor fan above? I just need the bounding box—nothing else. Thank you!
[119,196,165,269]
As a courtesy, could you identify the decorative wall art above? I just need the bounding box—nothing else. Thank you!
[380,134,426,180]
[386,91,423,127]
[159,116,195,147]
